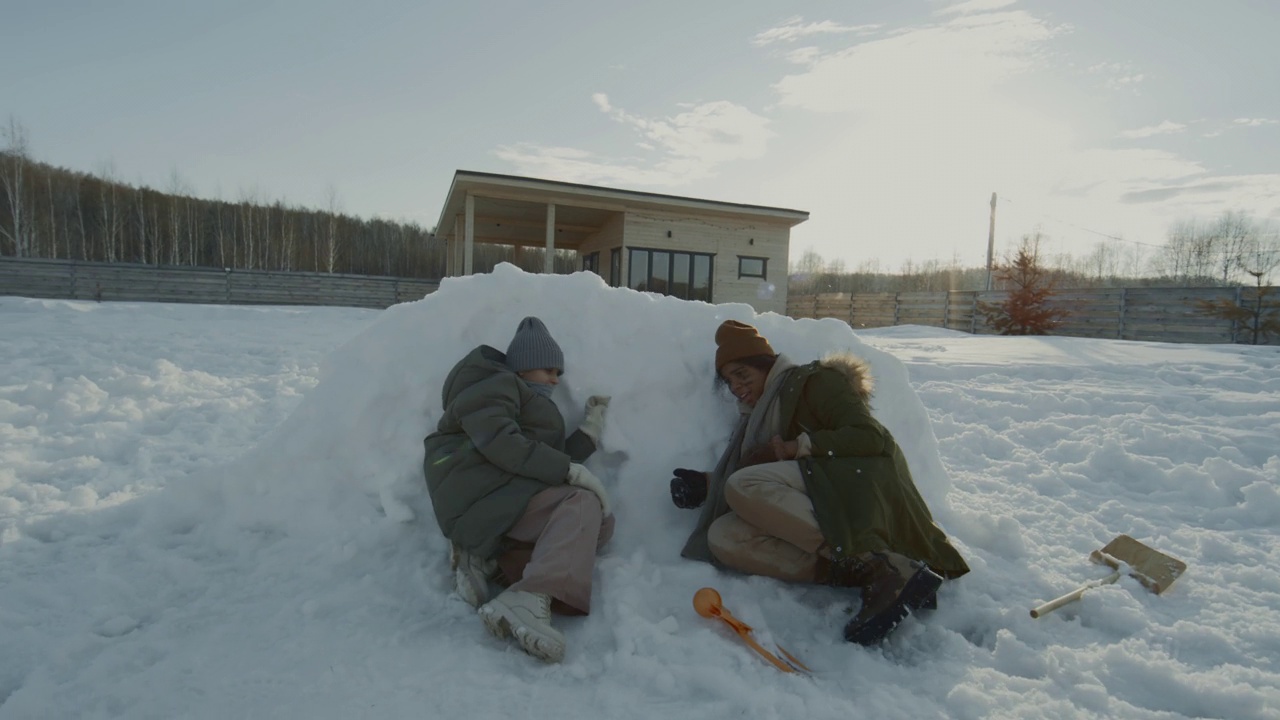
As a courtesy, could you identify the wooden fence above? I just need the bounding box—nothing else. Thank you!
[5,258,1273,345]
[0,257,438,309]
[787,286,1278,345]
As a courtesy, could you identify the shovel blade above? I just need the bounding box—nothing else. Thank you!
[1090,534,1186,594]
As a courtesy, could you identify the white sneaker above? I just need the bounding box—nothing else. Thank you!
[450,543,496,608]
[479,589,566,663]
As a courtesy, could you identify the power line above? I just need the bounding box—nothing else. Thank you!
[998,195,1162,247]
[998,194,1280,252]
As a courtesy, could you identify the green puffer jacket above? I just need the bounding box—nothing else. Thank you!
[423,345,595,560]
[684,354,969,578]
[782,354,969,578]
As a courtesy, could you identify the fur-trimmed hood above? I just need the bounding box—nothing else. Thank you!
[818,352,874,403]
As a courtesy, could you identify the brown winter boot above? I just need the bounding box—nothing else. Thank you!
[831,551,943,646]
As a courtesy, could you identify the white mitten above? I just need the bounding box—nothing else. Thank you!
[579,395,611,446]
[566,462,612,516]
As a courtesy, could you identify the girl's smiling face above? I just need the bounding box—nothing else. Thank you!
[720,361,767,406]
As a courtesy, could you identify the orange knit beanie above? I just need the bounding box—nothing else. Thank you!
[714,320,775,372]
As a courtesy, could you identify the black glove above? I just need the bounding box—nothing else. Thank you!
[670,468,709,509]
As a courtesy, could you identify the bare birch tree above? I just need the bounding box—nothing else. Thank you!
[73,175,88,260]
[1155,219,1213,283]
[135,184,152,264]
[98,161,121,262]
[0,116,34,256]
[1211,210,1257,284]
[1241,223,1280,281]
[167,169,191,265]
[45,172,60,258]
[324,185,341,273]
[278,202,295,271]
[238,188,259,269]
[213,200,230,268]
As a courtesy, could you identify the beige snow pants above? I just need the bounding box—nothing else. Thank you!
[707,460,825,583]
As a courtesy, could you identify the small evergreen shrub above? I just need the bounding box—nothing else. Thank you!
[979,243,1070,335]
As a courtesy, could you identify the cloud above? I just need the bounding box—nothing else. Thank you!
[494,95,772,187]
[1234,117,1279,127]
[783,47,824,65]
[770,11,1058,112]
[1118,121,1186,139]
[1107,73,1145,90]
[1087,62,1145,92]
[934,0,1021,16]
[601,97,772,165]
[1120,180,1243,204]
[1200,117,1278,138]
[752,17,879,46]
[490,144,669,187]
[494,6,1280,267]
[1120,175,1280,207]
[758,8,1279,263]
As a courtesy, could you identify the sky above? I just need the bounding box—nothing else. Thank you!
[2,268,1279,717]
[2,0,1280,270]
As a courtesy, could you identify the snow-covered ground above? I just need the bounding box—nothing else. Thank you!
[2,264,1277,719]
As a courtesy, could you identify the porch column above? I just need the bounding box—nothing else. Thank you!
[544,203,555,274]
[451,215,462,276]
[464,194,475,275]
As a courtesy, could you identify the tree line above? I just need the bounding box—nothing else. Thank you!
[0,118,588,278]
[1,118,461,278]
[789,215,1280,295]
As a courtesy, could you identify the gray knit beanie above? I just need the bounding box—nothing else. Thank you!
[505,316,564,375]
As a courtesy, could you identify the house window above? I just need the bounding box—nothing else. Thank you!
[583,251,600,274]
[671,253,690,298]
[650,251,670,294]
[691,255,712,302]
[629,249,649,290]
[610,248,621,287]
[738,256,767,279]
[628,248,713,301]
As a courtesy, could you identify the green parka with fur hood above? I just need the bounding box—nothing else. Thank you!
[686,354,969,579]
[423,345,595,560]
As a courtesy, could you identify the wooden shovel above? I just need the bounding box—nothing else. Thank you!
[1030,534,1186,618]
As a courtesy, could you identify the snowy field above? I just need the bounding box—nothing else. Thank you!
[2,264,1278,719]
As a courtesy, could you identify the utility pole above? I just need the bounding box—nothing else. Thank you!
[985,192,997,291]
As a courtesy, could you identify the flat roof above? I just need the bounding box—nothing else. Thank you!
[434,170,809,242]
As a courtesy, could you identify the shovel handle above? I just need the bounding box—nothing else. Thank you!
[1030,570,1121,618]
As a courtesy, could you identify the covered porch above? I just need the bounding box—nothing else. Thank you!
[435,172,622,276]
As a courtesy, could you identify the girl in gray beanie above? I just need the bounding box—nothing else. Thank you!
[503,316,565,398]
[423,316,612,663]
